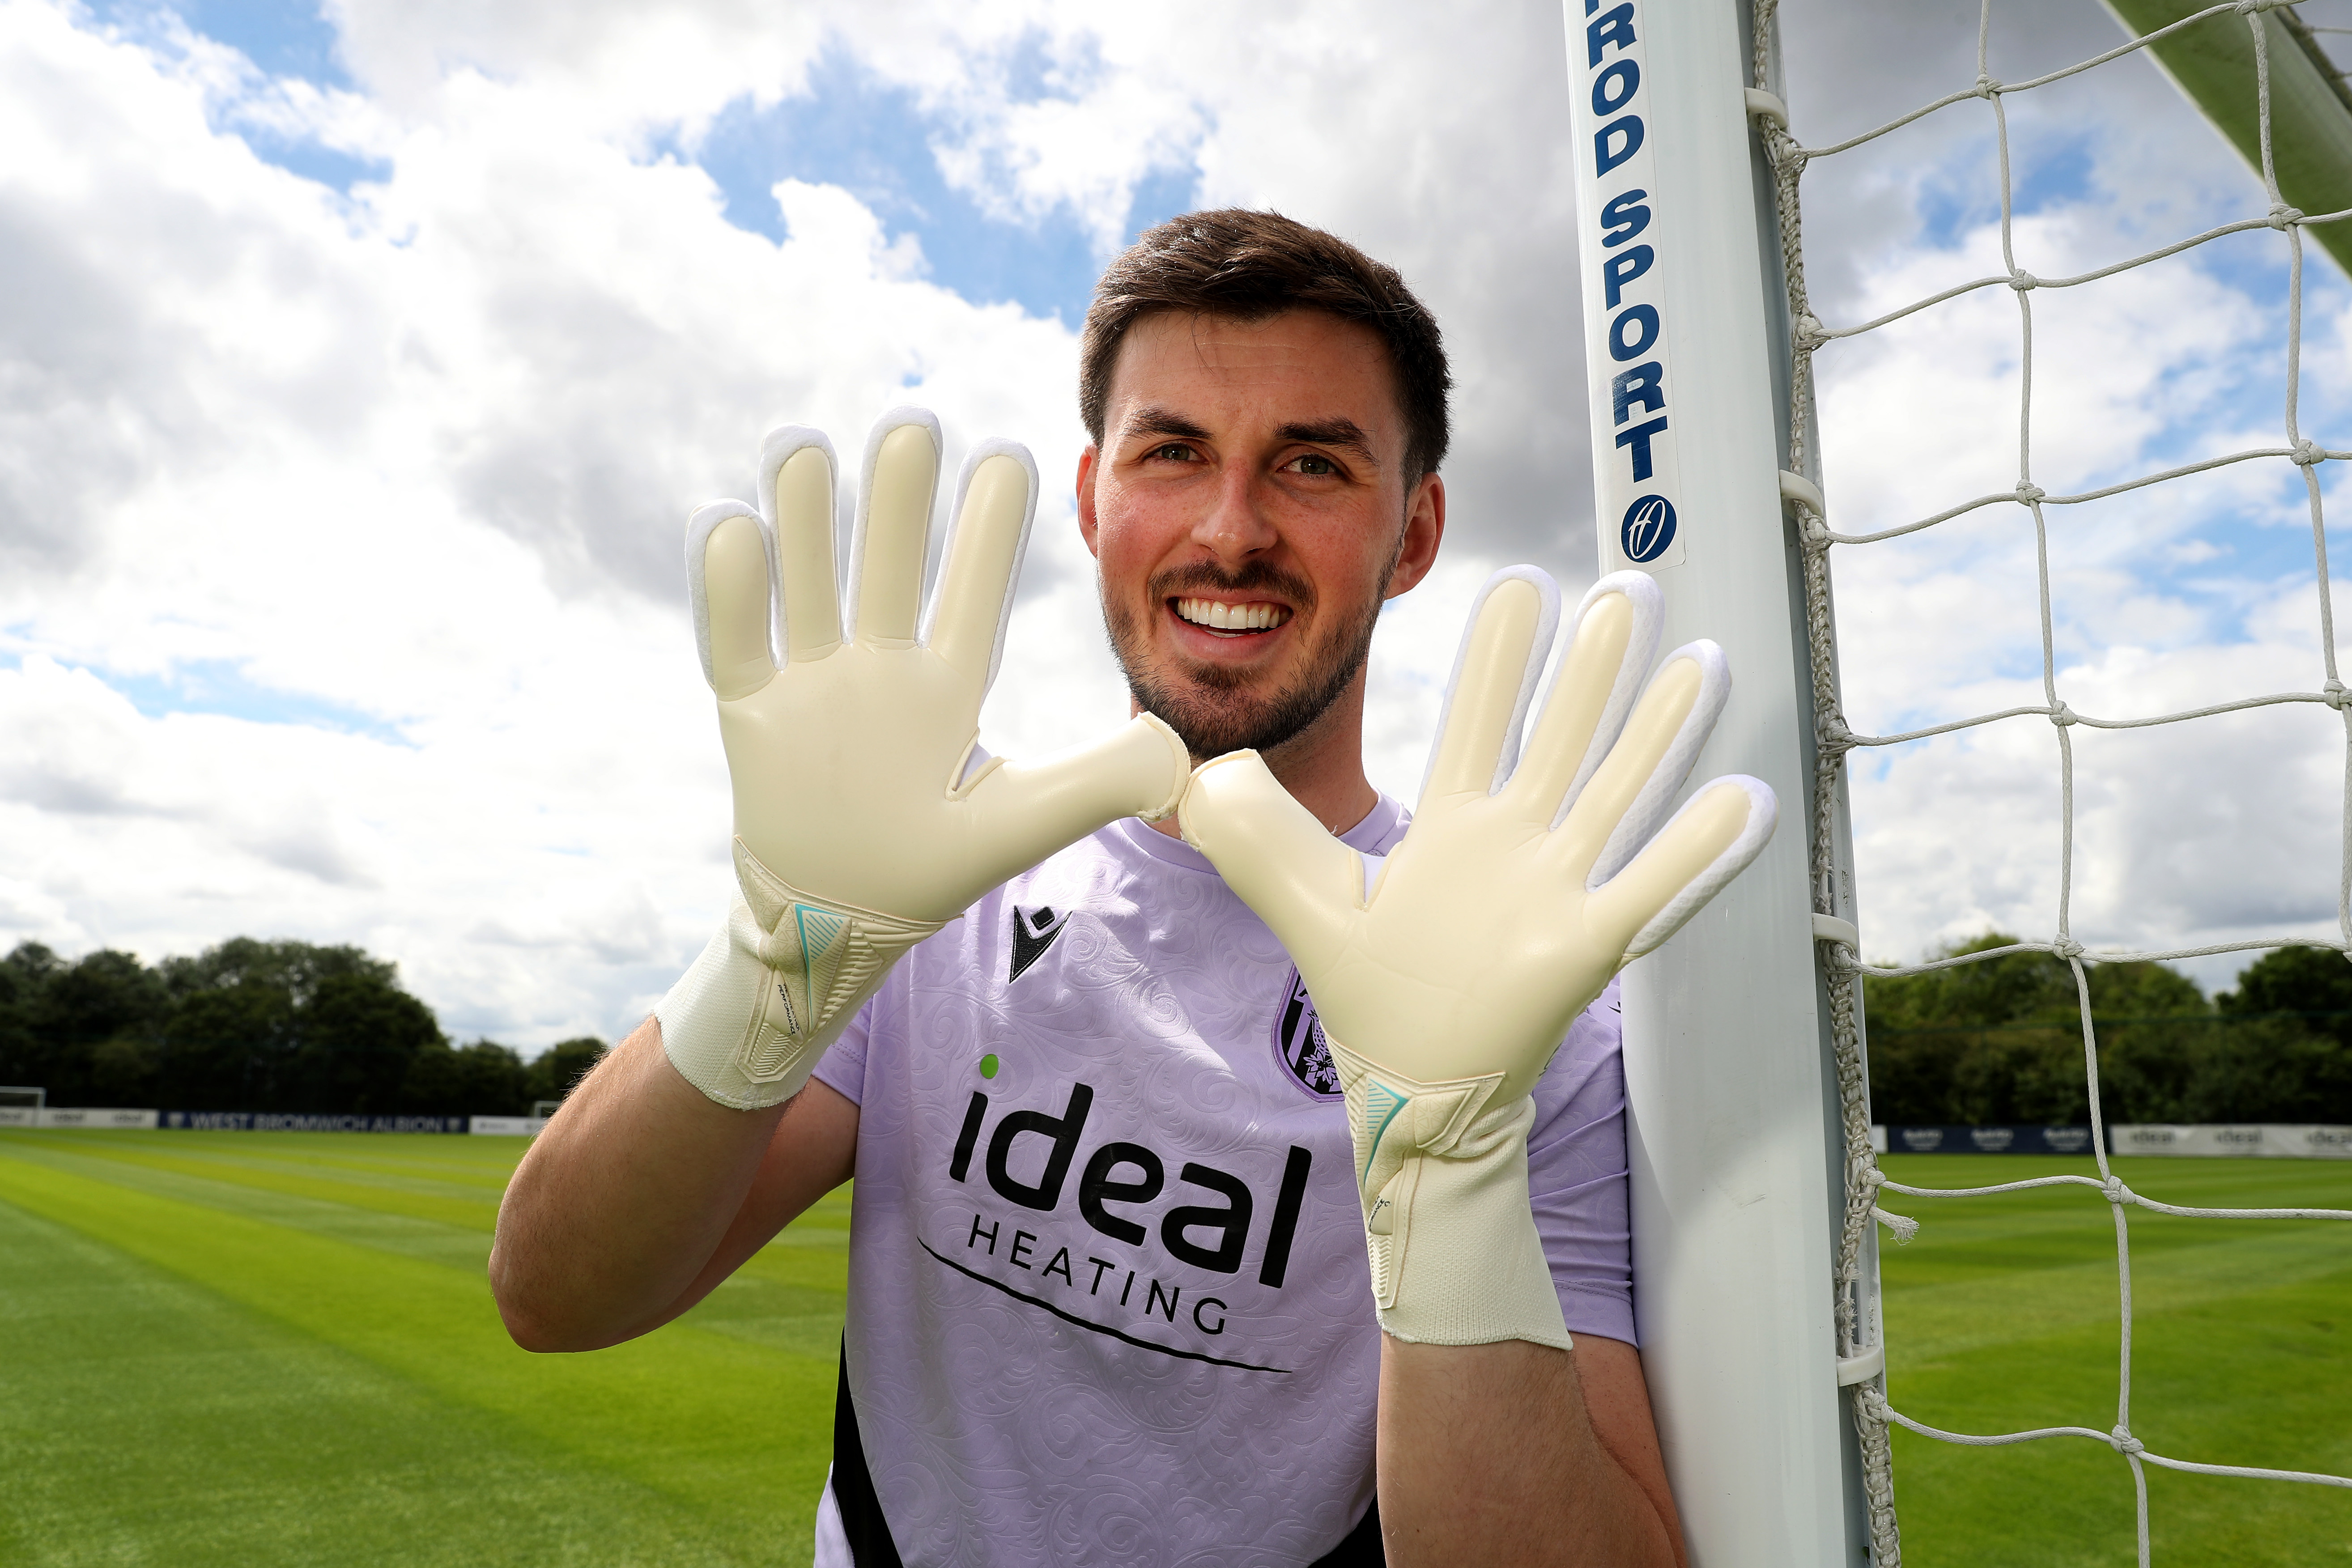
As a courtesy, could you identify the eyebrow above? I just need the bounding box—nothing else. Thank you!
[1119,405,1213,443]
[1276,417,1378,466]
[1119,407,1382,467]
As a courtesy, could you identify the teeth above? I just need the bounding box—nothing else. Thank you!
[1176,597,1289,632]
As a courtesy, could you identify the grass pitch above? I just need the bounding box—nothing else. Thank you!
[0,1129,847,1567]
[1879,1154,2352,1566]
[4,1135,2345,1565]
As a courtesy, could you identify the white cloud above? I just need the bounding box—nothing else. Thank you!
[1779,1,2352,981]
[0,0,1588,1051]
[3,0,2347,1058]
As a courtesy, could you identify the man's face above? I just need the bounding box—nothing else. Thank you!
[1077,310,1443,765]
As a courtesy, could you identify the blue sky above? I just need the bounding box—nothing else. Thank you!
[11,0,2352,1030]
[56,0,1206,742]
[102,1,1200,322]
[670,50,1199,324]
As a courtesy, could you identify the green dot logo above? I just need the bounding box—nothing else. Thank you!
[978,1054,999,1079]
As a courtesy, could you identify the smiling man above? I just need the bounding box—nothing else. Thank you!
[491,210,1689,1567]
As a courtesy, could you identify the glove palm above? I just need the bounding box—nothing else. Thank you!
[661,410,1187,1109]
[1179,567,1776,1344]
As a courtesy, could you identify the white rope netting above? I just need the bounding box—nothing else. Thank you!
[1748,1,2352,1561]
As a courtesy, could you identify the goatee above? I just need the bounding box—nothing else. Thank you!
[1106,560,1385,762]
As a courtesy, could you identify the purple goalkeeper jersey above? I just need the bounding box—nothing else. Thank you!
[808,798,1635,1568]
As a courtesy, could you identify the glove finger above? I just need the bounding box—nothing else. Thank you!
[759,426,842,661]
[687,503,779,701]
[1548,642,1729,882]
[1179,748,1360,975]
[848,408,941,649]
[1498,571,1661,825]
[955,713,1190,892]
[1417,567,1558,806]
[1584,776,1777,960]
[923,440,1036,694]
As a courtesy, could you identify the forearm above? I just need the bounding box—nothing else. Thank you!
[1377,1336,1684,1568]
[489,1014,792,1351]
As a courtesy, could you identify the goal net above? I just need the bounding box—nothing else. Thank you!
[0,1086,45,1129]
[1566,0,2352,1563]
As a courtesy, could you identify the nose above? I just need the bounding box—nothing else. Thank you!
[1189,462,1278,567]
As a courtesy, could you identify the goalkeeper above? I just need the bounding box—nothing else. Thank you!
[491,209,1772,1568]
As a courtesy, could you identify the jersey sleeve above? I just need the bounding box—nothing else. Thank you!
[1525,980,1636,1345]
[809,997,879,1107]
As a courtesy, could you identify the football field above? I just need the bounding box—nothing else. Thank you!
[0,1129,848,1567]
[1,1135,2345,1565]
[1879,1154,2352,1566]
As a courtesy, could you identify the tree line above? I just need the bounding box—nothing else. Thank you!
[1866,935,2352,1125]
[0,938,607,1117]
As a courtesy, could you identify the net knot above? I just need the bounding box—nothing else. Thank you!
[2050,936,2087,963]
[2015,482,2046,504]
[1973,73,2002,99]
[2103,1174,2136,1206]
[1855,1385,1891,1423]
[1793,313,1828,352]
[2325,679,2352,710]
[2008,271,2039,292]
[2109,1425,2146,1456]
[2048,701,2079,727]
[1818,716,1859,756]
[2235,0,2285,14]
[2268,202,2305,229]
[2292,438,2325,467]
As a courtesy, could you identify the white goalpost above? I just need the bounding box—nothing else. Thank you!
[1565,2,1871,1560]
[1565,1,2352,1564]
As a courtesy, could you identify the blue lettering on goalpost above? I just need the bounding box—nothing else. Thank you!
[1574,0,1685,569]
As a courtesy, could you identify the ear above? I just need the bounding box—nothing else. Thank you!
[1385,472,1445,599]
[1076,446,1103,558]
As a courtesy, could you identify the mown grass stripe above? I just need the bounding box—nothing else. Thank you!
[0,1135,842,1567]
[1881,1155,2352,1565]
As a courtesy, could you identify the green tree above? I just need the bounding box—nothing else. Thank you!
[0,947,175,1105]
[288,973,446,1114]
[159,938,395,1007]
[400,1038,527,1116]
[0,943,63,1090]
[2217,945,2352,1041]
[160,981,297,1108]
[1867,933,2352,1124]
[1863,934,2085,1124]
[523,1037,608,1108]
[1864,935,2212,1124]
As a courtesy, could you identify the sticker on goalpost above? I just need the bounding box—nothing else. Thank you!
[1569,0,1685,573]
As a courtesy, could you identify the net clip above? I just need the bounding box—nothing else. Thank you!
[1744,87,1789,132]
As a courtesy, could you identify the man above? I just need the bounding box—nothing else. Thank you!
[492,210,1744,1565]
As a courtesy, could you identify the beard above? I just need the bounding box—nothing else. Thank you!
[1106,557,1390,762]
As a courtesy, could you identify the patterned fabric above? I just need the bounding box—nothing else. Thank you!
[809,799,1633,1568]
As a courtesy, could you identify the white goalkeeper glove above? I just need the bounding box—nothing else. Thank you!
[657,408,1189,1110]
[1178,567,1775,1347]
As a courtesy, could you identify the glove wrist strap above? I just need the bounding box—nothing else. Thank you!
[1331,1040,1574,1351]
[656,842,941,1110]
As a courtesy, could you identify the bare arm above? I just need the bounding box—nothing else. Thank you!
[488,1014,858,1351]
[1378,1335,1686,1568]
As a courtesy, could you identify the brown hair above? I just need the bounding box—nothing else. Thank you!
[1079,209,1451,482]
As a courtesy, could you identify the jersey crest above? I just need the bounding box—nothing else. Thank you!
[1271,967,1342,1100]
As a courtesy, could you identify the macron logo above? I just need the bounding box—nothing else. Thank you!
[1008,904,1072,983]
